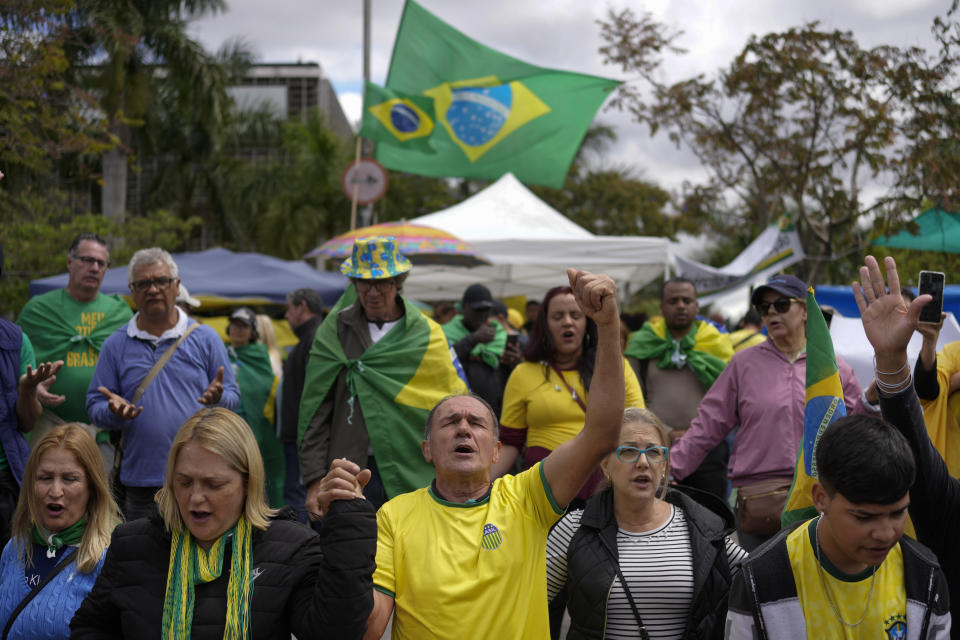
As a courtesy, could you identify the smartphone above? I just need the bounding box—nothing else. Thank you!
[506,334,519,348]
[918,270,945,324]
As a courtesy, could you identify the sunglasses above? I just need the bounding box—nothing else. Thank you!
[755,297,802,316]
[615,445,669,464]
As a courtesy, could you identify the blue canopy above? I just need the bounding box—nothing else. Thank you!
[815,284,960,321]
[29,247,348,307]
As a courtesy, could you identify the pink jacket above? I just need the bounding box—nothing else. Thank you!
[670,338,871,487]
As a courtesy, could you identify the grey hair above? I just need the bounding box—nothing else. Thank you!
[424,393,499,441]
[127,248,179,283]
[619,406,672,499]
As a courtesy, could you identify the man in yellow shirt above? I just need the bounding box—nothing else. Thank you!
[726,411,950,639]
[319,269,624,640]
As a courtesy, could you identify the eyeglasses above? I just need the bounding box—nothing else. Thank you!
[72,255,109,269]
[355,279,396,293]
[130,277,176,292]
[755,297,802,316]
[615,445,669,464]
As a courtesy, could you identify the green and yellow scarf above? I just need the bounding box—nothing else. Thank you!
[625,317,733,388]
[441,315,507,368]
[161,516,252,640]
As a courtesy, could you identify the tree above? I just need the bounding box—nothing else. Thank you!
[598,11,949,283]
[67,0,228,221]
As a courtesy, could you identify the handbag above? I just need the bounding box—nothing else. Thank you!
[736,479,792,537]
[109,324,199,504]
[2,547,78,640]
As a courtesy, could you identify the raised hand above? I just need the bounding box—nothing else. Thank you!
[566,268,618,327]
[472,324,496,344]
[97,386,143,420]
[19,360,63,389]
[37,375,66,407]
[306,458,372,520]
[198,366,224,405]
[852,256,930,360]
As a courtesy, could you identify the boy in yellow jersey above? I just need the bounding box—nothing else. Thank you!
[341,269,625,640]
[726,413,950,639]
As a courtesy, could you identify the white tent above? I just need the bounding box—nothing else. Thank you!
[405,174,671,300]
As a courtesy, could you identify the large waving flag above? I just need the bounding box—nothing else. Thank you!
[298,285,468,499]
[781,288,847,525]
[361,0,620,188]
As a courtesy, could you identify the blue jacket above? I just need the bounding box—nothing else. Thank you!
[0,320,29,483]
[0,539,105,640]
[86,317,240,486]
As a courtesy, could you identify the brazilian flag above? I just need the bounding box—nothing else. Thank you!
[298,286,468,499]
[366,0,620,189]
[781,288,847,525]
[360,82,436,151]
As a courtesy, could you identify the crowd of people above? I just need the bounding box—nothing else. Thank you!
[1,232,959,639]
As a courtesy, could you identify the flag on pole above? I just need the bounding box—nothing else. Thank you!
[359,82,436,151]
[361,0,620,188]
[781,287,847,525]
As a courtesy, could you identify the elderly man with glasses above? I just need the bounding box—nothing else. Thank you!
[299,236,468,514]
[16,233,133,447]
[86,247,239,520]
[668,273,874,550]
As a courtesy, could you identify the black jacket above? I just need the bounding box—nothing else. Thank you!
[881,386,960,638]
[562,486,738,640]
[280,314,322,443]
[70,499,376,640]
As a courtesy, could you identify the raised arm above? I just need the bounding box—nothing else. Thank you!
[542,269,624,508]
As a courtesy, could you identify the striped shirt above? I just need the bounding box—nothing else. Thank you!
[546,505,748,639]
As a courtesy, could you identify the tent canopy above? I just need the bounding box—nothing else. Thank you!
[30,247,348,307]
[404,173,670,300]
[873,208,960,253]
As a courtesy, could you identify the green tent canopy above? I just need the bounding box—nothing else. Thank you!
[873,208,960,254]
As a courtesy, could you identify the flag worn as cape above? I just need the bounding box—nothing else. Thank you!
[229,342,285,508]
[367,0,621,188]
[920,342,960,478]
[624,318,732,388]
[298,286,468,498]
[441,315,507,368]
[782,288,847,526]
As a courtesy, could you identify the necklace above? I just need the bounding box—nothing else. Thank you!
[814,517,876,627]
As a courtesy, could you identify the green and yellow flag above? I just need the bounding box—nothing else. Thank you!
[782,288,847,525]
[298,286,468,499]
[362,0,621,188]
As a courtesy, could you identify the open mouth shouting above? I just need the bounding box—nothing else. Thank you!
[453,442,476,457]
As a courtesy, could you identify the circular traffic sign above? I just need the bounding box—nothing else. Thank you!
[342,159,389,204]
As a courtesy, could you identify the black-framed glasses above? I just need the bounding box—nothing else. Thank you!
[615,445,669,464]
[355,279,396,293]
[130,277,176,292]
[72,255,109,269]
[755,297,802,316]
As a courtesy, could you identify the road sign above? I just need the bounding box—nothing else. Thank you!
[342,158,389,204]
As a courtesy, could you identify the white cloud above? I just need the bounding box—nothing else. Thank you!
[339,92,363,132]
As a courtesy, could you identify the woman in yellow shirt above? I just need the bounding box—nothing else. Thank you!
[493,285,644,503]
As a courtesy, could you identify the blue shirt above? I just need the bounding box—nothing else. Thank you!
[86,316,240,487]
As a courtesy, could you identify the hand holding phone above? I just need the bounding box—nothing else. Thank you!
[918,270,945,324]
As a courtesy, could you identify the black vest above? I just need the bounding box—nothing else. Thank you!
[563,486,735,640]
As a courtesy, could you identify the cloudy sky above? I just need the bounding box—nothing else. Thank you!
[188,0,946,192]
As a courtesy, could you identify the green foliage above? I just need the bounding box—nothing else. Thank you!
[598,11,956,284]
[1,199,200,317]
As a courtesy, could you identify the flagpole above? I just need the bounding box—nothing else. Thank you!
[349,136,361,230]
[351,0,372,231]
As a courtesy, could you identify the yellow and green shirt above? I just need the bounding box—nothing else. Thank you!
[374,462,564,639]
[787,517,907,639]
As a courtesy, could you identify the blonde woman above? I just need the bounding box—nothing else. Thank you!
[71,407,376,639]
[0,424,120,640]
[546,408,747,639]
[255,314,284,379]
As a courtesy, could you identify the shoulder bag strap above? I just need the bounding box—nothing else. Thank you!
[550,363,588,413]
[131,323,199,405]
[2,547,78,640]
[613,562,651,640]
